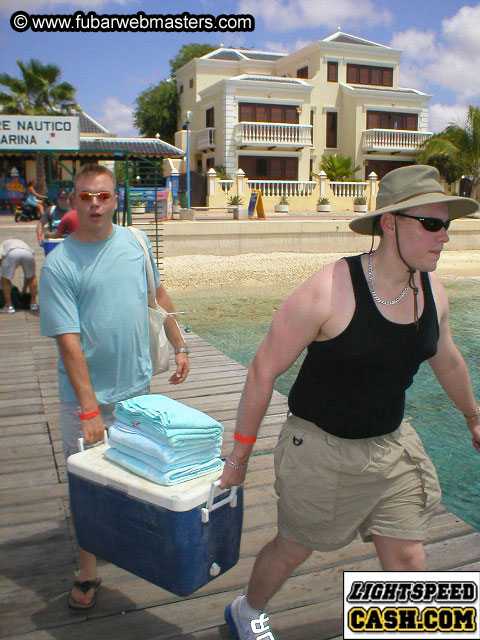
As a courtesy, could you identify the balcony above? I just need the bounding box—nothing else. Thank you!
[362,129,433,153]
[197,127,215,151]
[235,122,312,148]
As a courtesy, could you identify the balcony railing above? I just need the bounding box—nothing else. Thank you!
[362,129,433,152]
[197,127,215,150]
[330,182,367,198]
[219,180,233,193]
[247,180,317,197]
[236,122,312,147]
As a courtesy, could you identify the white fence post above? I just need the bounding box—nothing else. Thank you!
[368,171,378,210]
[207,167,216,196]
[236,168,245,196]
[318,170,327,197]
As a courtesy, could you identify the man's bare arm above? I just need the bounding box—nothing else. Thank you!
[56,333,105,445]
[155,284,190,384]
[428,276,479,451]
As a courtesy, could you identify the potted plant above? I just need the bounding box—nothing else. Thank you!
[227,194,244,213]
[353,195,367,213]
[274,195,289,213]
[316,196,330,213]
[131,200,147,214]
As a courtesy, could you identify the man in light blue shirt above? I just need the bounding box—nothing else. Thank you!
[39,164,190,611]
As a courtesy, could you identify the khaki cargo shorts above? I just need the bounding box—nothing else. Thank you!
[274,414,442,551]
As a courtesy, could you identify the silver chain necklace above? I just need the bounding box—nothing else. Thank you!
[368,252,410,305]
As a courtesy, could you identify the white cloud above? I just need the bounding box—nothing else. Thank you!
[429,102,469,134]
[264,38,314,54]
[441,4,480,55]
[391,4,480,102]
[390,29,437,61]
[237,0,392,32]
[1,0,131,17]
[95,96,138,137]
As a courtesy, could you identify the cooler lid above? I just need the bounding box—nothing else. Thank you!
[67,444,224,512]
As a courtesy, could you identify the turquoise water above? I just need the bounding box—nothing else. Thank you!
[172,277,480,531]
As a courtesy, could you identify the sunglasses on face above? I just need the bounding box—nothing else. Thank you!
[77,191,113,201]
[396,212,450,232]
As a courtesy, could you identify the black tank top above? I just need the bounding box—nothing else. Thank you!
[288,254,439,438]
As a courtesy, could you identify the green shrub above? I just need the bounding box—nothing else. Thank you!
[278,195,289,205]
[317,197,330,205]
[227,194,243,206]
[354,195,367,205]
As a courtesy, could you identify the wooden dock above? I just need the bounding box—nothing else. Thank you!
[2,223,480,639]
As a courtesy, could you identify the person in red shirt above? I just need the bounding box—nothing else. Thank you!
[44,209,79,238]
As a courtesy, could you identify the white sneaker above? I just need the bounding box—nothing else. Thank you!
[1,305,15,314]
[30,303,39,312]
[225,595,275,640]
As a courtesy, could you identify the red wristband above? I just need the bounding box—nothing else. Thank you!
[234,432,257,444]
[78,408,100,420]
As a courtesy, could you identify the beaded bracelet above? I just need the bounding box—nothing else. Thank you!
[234,432,257,444]
[225,457,248,470]
[78,407,100,420]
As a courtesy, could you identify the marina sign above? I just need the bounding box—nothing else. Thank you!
[0,115,80,151]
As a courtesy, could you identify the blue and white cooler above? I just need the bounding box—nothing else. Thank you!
[67,443,243,596]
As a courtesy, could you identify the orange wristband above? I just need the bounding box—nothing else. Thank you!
[78,408,100,420]
[234,432,257,444]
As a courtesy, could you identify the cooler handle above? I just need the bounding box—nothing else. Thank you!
[77,430,109,452]
[201,479,238,524]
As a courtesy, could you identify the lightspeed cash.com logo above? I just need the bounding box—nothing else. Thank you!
[343,572,479,639]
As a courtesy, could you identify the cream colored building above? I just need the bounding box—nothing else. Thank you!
[174,31,432,185]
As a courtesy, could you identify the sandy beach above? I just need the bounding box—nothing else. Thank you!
[164,250,480,290]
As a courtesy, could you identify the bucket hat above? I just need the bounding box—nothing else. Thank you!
[349,165,479,235]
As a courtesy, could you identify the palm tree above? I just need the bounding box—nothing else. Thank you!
[418,105,480,200]
[318,153,361,181]
[0,59,80,192]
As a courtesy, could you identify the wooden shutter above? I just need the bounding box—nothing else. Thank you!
[326,112,337,148]
[346,64,358,83]
[327,61,338,82]
[238,156,255,178]
[270,157,283,179]
[239,103,254,122]
[382,68,393,86]
[359,66,370,84]
[255,105,269,122]
[206,108,214,128]
[366,112,380,129]
[284,157,298,179]
[371,67,381,85]
[285,106,298,124]
[270,106,283,123]
[406,114,418,130]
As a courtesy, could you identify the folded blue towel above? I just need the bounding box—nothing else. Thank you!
[108,440,217,473]
[113,418,223,448]
[104,446,223,485]
[114,394,223,435]
[109,423,221,467]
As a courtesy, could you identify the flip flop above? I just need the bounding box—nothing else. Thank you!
[68,577,101,611]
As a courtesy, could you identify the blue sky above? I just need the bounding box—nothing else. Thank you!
[1,0,479,136]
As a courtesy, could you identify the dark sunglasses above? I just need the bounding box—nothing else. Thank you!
[396,212,450,232]
[78,191,112,201]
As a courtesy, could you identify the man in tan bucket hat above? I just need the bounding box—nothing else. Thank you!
[220,165,479,640]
